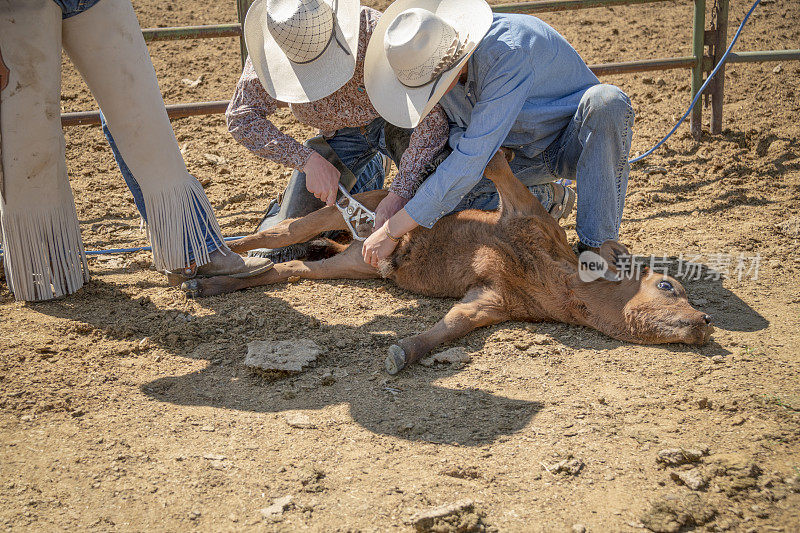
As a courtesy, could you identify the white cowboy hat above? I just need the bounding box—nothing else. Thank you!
[243,0,360,103]
[364,0,492,128]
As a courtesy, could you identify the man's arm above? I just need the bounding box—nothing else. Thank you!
[226,57,314,170]
[374,105,450,227]
[404,50,534,228]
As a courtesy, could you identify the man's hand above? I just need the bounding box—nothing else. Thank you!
[374,191,409,228]
[361,209,420,268]
[362,223,399,268]
[303,151,340,206]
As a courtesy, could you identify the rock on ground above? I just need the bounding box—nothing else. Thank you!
[419,347,472,367]
[656,448,706,467]
[670,468,707,491]
[244,339,321,373]
[409,500,491,532]
[640,494,715,533]
[260,495,292,517]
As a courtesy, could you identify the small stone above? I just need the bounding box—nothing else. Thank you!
[287,276,301,283]
[409,500,474,531]
[419,347,471,367]
[228,513,239,522]
[772,64,782,74]
[697,397,712,409]
[729,416,746,426]
[513,340,531,350]
[138,337,151,350]
[657,448,705,466]
[670,469,708,490]
[711,355,725,364]
[572,524,587,533]
[244,339,321,373]
[598,397,606,405]
[203,454,226,461]
[188,510,201,520]
[547,457,584,475]
[260,495,292,517]
[199,425,215,432]
[285,413,316,429]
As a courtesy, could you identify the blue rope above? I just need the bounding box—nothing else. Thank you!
[629,0,762,163]
[0,236,247,258]
[0,0,762,259]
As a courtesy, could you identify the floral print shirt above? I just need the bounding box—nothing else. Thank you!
[226,6,449,200]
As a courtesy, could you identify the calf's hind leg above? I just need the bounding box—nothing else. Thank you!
[385,286,507,374]
[182,242,379,297]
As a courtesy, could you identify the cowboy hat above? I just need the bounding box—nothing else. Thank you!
[244,0,360,103]
[364,0,492,128]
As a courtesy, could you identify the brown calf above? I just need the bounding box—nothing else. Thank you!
[183,152,713,374]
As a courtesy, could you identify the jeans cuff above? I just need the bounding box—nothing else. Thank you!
[576,228,608,249]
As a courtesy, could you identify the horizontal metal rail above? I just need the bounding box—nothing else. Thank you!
[492,0,676,13]
[726,49,800,64]
[588,55,697,75]
[142,24,241,42]
[61,101,230,127]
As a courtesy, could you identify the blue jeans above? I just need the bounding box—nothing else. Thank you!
[454,84,634,248]
[101,114,386,257]
[100,112,223,260]
[324,117,390,194]
[51,0,103,18]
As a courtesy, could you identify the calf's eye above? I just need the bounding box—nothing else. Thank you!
[657,280,674,291]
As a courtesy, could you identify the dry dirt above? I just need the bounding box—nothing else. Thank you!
[1,0,799,531]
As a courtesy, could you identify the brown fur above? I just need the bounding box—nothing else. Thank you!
[192,151,713,370]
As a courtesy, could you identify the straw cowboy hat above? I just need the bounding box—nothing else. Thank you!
[364,0,492,128]
[244,0,360,103]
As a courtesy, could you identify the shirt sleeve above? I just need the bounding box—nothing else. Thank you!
[391,105,449,200]
[225,57,314,170]
[404,50,535,228]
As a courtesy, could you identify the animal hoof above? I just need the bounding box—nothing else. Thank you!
[181,279,201,298]
[385,344,407,375]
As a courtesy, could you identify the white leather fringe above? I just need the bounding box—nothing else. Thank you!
[142,176,223,271]
[1,203,89,301]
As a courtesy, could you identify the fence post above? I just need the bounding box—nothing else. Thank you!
[236,0,250,69]
[690,0,706,139]
[710,0,729,134]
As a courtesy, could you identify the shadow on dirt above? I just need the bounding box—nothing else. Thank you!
[34,278,542,446]
[31,252,767,444]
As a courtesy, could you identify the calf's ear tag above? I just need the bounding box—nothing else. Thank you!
[578,251,621,283]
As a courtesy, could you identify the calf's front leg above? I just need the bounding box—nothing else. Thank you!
[385,286,507,374]
[228,190,388,254]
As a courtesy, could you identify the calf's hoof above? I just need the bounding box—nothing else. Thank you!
[385,344,407,375]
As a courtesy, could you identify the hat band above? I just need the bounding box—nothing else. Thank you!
[396,35,468,90]
[289,0,351,65]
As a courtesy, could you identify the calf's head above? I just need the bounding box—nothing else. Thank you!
[580,242,713,345]
[621,270,713,345]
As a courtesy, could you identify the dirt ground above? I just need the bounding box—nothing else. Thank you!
[1,0,799,531]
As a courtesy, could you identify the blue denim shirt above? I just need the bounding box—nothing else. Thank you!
[405,14,599,228]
